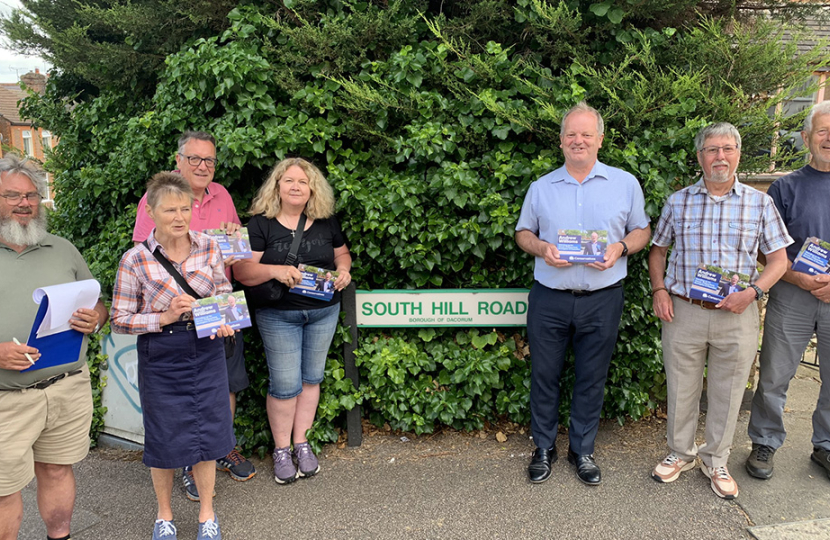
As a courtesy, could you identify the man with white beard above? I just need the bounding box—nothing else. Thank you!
[647,123,792,499]
[0,153,108,540]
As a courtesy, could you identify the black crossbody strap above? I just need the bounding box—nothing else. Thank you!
[142,240,202,299]
[283,213,307,267]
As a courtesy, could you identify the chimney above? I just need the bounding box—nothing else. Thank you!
[20,69,47,94]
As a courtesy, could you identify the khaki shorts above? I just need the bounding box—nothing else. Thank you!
[0,364,93,496]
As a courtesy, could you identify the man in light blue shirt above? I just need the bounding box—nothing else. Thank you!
[515,102,651,486]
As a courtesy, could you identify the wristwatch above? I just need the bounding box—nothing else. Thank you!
[619,241,629,257]
[749,284,765,301]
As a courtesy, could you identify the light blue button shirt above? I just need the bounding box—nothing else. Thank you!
[516,161,649,291]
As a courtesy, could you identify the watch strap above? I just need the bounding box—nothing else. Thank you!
[619,240,629,257]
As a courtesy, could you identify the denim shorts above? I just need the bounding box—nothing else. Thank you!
[256,303,340,399]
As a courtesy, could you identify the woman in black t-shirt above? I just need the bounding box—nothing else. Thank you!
[235,158,352,484]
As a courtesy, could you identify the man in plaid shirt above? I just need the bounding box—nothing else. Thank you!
[648,122,792,499]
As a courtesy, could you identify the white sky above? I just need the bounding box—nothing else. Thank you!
[0,0,52,83]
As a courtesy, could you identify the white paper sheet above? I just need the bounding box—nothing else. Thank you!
[32,279,101,338]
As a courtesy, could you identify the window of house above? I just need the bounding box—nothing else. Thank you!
[22,130,33,156]
[42,130,52,152]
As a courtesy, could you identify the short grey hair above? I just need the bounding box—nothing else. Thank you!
[0,152,47,194]
[694,122,742,152]
[177,131,216,154]
[146,172,194,209]
[803,101,830,133]
[560,102,604,137]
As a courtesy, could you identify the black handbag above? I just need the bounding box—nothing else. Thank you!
[244,213,307,310]
[142,240,237,358]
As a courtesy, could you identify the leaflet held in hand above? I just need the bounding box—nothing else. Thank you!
[289,264,339,301]
[792,237,830,276]
[556,229,608,263]
[192,291,252,338]
[689,265,747,303]
[204,228,252,260]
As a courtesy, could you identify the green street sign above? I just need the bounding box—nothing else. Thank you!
[356,289,530,327]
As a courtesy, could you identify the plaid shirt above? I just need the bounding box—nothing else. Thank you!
[652,177,793,297]
[111,230,231,334]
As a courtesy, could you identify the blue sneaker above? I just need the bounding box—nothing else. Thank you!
[197,516,221,540]
[152,519,177,539]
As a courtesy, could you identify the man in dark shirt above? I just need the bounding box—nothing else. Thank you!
[746,101,830,481]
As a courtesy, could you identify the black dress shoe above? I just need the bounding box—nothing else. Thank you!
[567,448,601,485]
[528,446,558,484]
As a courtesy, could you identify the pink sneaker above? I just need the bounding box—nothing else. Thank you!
[651,453,696,483]
[701,464,739,499]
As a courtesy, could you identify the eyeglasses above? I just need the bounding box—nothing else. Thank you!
[700,145,739,157]
[178,153,218,169]
[0,192,43,204]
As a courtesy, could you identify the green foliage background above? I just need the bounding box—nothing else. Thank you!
[7,0,828,452]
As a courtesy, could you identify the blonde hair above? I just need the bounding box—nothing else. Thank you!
[249,158,335,220]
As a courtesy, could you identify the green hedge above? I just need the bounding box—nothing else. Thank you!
[20,0,825,453]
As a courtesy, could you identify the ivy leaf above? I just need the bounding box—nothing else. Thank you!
[471,334,489,349]
[589,2,611,17]
[406,73,423,88]
[418,328,436,342]
[607,8,624,24]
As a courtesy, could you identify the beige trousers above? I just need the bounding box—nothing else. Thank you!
[662,297,759,468]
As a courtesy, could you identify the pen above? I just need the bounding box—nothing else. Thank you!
[12,338,35,365]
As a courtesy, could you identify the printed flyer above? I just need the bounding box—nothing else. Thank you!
[792,237,830,276]
[556,229,608,263]
[289,264,339,301]
[204,228,252,260]
[192,291,252,338]
[689,265,747,303]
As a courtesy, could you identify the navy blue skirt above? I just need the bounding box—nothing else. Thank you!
[137,322,236,469]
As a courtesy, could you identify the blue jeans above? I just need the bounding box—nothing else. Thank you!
[256,304,340,399]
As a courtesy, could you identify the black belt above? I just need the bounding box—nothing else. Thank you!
[23,369,83,390]
[161,321,196,333]
[562,281,623,297]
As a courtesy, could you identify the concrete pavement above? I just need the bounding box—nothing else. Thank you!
[19,364,830,540]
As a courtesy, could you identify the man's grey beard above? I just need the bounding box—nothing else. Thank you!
[0,209,48,247]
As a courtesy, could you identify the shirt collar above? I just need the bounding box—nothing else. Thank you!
[548,161,610,185]
[0,233,54,253]
[688,176,744,198]
[146,229,199,254]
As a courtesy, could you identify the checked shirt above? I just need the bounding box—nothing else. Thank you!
[652,177,792,297]
[111,230,230,334]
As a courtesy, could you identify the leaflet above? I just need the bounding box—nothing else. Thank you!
[289,264,339,301]
[204,228,252,260]
[192,291,252,339]
[792,237,830,276]
[689,265,747,303]
[556,229,608,263]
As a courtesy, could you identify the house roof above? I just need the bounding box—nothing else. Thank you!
[0,85,31,125]
[781,14,830,66]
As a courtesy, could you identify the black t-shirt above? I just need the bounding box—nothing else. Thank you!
[247,214,347,310]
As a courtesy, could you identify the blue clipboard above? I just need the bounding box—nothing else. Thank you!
[22,295,84,372]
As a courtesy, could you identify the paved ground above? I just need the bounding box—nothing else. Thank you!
[19,364,830,540]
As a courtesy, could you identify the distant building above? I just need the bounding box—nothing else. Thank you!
[0,69,56,204]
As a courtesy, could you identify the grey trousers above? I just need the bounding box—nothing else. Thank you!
[748,280,830,451]
[663,297,759,468]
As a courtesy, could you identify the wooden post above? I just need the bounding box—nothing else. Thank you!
[342,283,362,446]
